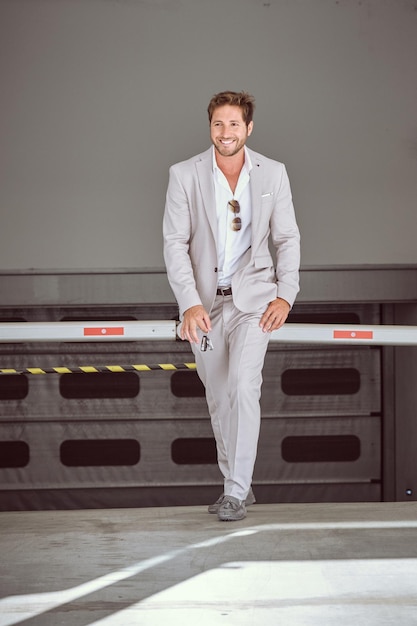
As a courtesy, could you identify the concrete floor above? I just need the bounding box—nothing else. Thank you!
[1,501,417,625]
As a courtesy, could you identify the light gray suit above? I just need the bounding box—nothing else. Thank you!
[163,146,300,500]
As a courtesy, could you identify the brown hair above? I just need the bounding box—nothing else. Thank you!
[207,91,255,126]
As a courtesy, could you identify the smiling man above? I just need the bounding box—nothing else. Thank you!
[163,91,300,521]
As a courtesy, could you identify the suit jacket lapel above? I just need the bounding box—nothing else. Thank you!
[249,151,264,253]
[196,149,218,245]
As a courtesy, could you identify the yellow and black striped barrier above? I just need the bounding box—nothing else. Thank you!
[0,362,197,375]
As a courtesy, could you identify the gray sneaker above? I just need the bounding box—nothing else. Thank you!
[218,495,247,521]
[208,493,226,514]
[208,487,256,514]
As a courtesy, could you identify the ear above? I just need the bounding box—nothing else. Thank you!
[247,121,254,136]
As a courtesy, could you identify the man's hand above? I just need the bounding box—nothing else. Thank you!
[180,305,212,344]
[260,297,290,333]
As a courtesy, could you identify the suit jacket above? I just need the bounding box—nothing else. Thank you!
[163,147,300,318]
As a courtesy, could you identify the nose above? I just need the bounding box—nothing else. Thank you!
[220,124,232,137]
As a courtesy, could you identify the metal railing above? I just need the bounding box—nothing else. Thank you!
[1,321,417,345]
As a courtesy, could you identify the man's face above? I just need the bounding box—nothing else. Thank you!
[210,105,253,158]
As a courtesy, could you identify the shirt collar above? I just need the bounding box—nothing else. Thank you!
[211,146,253,175]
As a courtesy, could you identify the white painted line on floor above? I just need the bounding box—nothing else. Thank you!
[1,520,417,625]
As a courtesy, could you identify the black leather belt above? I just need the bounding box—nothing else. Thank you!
[216,286,232,296]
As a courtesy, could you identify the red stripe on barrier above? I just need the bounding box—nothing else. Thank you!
[333,330,374,340]
[83,327,125,336]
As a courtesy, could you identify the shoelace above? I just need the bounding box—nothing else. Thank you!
[223,499,240,510]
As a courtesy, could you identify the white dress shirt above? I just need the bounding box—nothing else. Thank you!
[212,147,253,287]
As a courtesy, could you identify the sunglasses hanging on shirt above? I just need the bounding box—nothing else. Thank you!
[228,199,241,232]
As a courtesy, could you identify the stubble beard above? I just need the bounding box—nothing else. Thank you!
[213,138,246,158]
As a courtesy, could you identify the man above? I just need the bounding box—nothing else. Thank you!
[163,91,300,521]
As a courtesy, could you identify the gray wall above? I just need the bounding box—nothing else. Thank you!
[1,0,416,271]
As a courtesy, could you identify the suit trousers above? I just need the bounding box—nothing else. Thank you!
[191,294,271,501]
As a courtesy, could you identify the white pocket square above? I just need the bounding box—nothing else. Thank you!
[261,192,274,198]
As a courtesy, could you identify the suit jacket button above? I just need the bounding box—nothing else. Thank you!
[214,267,218,272]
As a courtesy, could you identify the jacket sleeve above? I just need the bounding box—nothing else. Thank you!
[270,164,301,307]
[163,165,203,316]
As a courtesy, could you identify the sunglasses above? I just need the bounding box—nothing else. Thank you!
[228,199,241,231]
